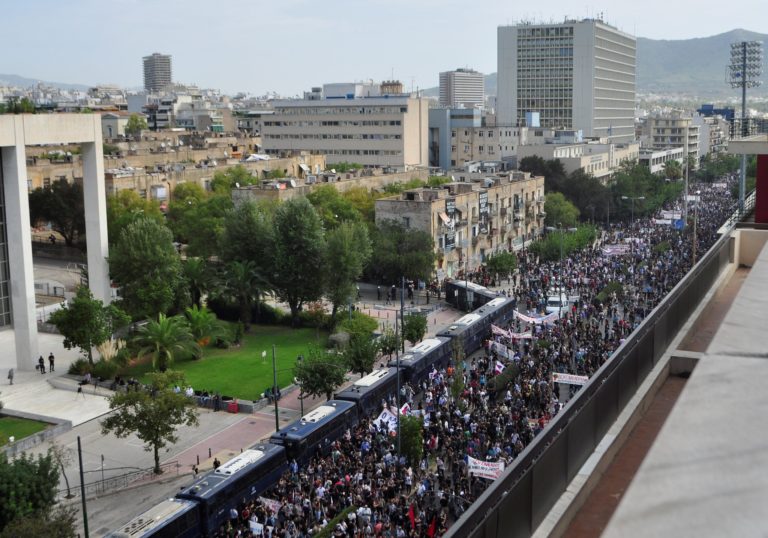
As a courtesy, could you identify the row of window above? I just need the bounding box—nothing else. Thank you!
[274,106,407,115]
[264,133,401,141]
[265,120,402,127]
[517,27,575,38]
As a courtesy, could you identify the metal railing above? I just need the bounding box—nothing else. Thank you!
[58,460,181,500]
[446,217,737,538]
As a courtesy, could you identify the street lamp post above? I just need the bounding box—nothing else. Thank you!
[621,196,645,227]
[296,355,304,416]
[272,345,279,432]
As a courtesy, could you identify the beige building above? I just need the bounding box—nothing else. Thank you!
[641,112,700,166]
[262,94,429,170]
[375,172,545,278]
[516,138,641,180]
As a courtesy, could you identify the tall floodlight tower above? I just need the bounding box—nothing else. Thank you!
[728,41,763,213]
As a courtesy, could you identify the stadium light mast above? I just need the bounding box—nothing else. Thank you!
[728,40,763,213]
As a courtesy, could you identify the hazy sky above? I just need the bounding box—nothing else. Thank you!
[1,0,764,95]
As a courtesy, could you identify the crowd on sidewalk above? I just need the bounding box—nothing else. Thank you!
[212,180,737,537]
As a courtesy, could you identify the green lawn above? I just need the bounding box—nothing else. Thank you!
[126,325,328,401]
[0,416,49,446]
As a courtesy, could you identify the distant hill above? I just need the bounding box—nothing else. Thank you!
[423,29,767,100]
[636,29,767,97]
[0,73,90,91]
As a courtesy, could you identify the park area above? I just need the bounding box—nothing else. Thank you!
[0,416,49,446]
[125,325,327,401]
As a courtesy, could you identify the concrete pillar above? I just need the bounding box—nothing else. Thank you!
[81,119,111,304]
[1,118,38,370]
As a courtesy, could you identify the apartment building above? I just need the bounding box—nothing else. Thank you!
[375,172,545,278]
[498,19,636,143]
[143,52,172,93]
[262,87,429,170]
[439,68,485,109]
[641,112,700,165]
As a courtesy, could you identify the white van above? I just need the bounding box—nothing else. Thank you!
[546,293,578,317]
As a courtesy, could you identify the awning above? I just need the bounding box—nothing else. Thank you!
[298,163,310,173]
[439,212,451,225]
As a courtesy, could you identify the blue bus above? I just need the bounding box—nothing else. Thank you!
[335,368,399,417]
[175,443,287,535]
[269,400,358,464]
[107,498,199,538]
[388,337,452,384]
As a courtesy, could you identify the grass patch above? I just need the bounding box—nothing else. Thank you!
[0,416,49,446]
[125,325,328,401]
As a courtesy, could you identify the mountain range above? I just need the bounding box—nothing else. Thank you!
[425,29,768,99]
[0,73,90,92]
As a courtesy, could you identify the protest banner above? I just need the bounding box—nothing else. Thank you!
[467,456,505,480]
[374,409,398,431]
[552,372,589,385]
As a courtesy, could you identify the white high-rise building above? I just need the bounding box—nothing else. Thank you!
[143,52,172,93]
[439,68,484,109]
[497,19,636,143]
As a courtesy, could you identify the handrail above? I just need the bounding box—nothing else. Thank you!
[58,460,181,500]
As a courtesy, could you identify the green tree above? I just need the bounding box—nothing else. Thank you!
[101,370,199,474]
[217,260,272,331]
[342,187,377,227]
[131,314,200,371]
[124,113,148,140]
[345,332,380,378]
[369,220,436,284]
[1,96,35,114]
[49,286,130,365]
[378,326,400,359]
[451,335,465,368]
[307,185,364,230]
[484,251,517,282]
[337,311,379,339]
[0,505,76,538]
[272,198,327,326]
[663,159,682,180]
[544,192,580,228]
[331,161,363,173]
[182,257,213,308]
[294,346,347,401]
[398,414,423,466]
[28,180,85,247]
[325,222,372,324]
[402,313,427,346]
[210,165,256,193]
[166,193,232,259]
[219,200,276,270]
[0,450,59,531]
[109,216,186,319]
[184,305,226,347]
[106,190,164,246]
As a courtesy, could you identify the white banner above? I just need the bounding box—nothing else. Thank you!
[259,497,281,514]
[552,372,589,386]
[653,219,672,226]
[468,456,505,480]
[602,244,630,256]
[660,210,682,220]
[492,324,532,340]
[490,341,512,359]
[374,409,398,431]
[514,310,558,325]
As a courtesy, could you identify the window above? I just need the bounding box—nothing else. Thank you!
[402,217,410,228]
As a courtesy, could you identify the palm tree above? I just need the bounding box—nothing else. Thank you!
[132,314,200,371]
[218,260,273,332]
[183,257,212,308]
[184,305,226,347]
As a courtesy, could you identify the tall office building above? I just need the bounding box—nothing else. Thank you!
[143,52,172,93]
[439,68,485,109]
[497,19,636,143]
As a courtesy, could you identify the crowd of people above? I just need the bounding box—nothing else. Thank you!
[214,179,738,537]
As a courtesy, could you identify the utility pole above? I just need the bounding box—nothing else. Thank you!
[78,436,89,538]
[400,276,406,353]
[272,345,279,432]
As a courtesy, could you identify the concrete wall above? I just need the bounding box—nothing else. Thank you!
[736,229,768,267]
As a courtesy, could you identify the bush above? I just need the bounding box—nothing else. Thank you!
[68,358,91,375]
[337,311,378,339]
[256,303,286,325]
[653,241,671,254]
[92,359,118,380]
[315,506,357,538]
